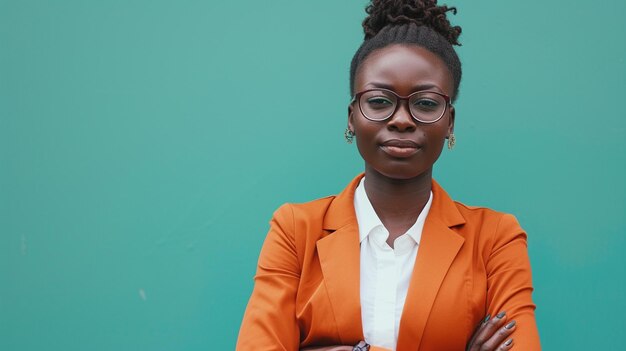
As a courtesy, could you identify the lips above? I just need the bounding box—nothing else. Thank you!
[380,139,421,158]
[381,139,420,148]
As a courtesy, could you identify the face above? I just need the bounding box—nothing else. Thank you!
[348,44,456,180]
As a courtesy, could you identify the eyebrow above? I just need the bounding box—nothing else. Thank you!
[365,82,443,92]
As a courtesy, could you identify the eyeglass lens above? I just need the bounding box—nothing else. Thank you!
[359,90,446,122]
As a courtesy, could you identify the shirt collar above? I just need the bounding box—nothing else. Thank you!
[353,177,433,245]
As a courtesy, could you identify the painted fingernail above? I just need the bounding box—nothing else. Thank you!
[505,320,516,329]
[496,311,506,319]
[484,314,491,323]
[504,338,513,346]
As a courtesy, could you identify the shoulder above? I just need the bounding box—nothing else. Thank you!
[268,173,363,244]
[271,194,338,226]
[449,199,528,256]
[266,194,344,263]
[451,199,523,230]
[431,179,524,234]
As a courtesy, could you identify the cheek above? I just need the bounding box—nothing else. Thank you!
[353,125,376,153]
[427,116,453,141]
[426,129,449,157]
[352,117,376,139]
[352,122,381,161]
[427,125,450,143]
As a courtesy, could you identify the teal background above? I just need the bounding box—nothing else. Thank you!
[1,0,625,350]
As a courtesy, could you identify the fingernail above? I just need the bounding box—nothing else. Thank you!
[496,311,506,319]
[505,320,516,329]
[505,339,513,346]
[484,314,491,323]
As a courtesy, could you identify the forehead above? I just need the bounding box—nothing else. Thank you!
[354,44,454,96]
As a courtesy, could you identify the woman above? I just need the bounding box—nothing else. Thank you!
[236,1,540,350]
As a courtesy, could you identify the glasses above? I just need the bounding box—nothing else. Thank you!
[351,88,451,124]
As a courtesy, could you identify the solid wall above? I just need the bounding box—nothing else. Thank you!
[1,1,625,350]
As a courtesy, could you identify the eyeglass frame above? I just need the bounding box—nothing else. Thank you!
[350,88,452,124]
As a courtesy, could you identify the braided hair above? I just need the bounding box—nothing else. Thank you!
[350,0,463,101]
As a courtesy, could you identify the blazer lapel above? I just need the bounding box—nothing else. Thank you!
[396,180,466,351]
[317,222,363,343]
[316,173,366,343]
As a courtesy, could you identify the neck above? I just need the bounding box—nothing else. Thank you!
[363,166,433,235]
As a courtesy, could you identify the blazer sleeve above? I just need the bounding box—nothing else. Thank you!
[485,213,541,350]
[236,204,301,351]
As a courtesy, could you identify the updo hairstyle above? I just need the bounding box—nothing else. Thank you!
[350,0,463,101]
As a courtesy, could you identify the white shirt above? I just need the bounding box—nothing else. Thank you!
[354,177,433,351]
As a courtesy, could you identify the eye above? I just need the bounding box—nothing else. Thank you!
[412,98,440,111]
[365,96,394,109]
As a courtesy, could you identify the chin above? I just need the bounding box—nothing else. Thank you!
[359,147,439,181]
[372,163,432,181]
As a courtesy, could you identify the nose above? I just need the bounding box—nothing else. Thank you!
[387,99,416,132]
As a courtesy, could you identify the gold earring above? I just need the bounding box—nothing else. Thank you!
[344,128,355,144]
[447,133,456,150]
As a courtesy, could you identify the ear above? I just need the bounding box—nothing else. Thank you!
[447,105,455,138]
[347,103,355,132]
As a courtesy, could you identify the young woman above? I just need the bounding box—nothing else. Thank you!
[236,1,541,350]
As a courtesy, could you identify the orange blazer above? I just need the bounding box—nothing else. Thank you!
[236,173,541,350]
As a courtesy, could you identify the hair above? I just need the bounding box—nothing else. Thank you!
[349,0,463,101]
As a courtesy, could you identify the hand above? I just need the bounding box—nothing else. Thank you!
[466,311,517,350]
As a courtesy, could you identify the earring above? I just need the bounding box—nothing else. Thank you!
[447,133,456,150]
[344,128,355,144]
